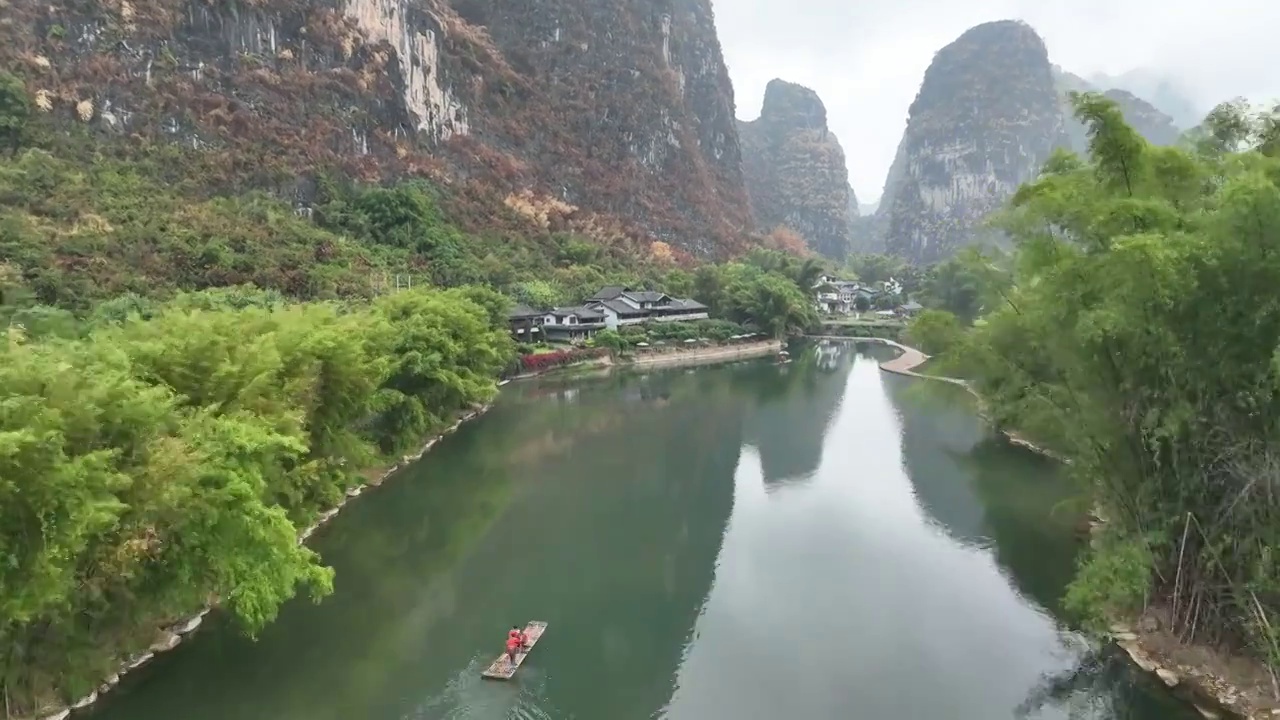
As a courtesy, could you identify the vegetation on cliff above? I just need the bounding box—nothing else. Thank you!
[931,92,1280,673]
[0,0,752,256]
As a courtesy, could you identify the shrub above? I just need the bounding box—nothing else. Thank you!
[517,347,607,372]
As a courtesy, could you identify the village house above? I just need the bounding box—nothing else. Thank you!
[583,286,709,328]
[506,304,546,342]
[813,277,877,315]
[896,300,924,318]
[540,305,607,343]
[812,275,905,315]
[505,286,711,344]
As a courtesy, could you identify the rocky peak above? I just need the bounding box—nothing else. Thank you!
[880,20,1067,264]
[738,79,852,260]
[1089,69,1204,130]
[757,79,829,133]
[0,0,753,255]
[1100,89,1181,146]
[1053,67,1182,150]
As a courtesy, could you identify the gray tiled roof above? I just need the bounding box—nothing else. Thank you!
[592,298,647,316]
[589,286,629,301]
[551,305,605,320]
[622,290,670,303]
[666,298,708,311]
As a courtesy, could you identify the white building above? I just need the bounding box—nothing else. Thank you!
[584,286,709,329]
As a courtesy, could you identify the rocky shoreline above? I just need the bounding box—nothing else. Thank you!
[1108,612,1280,720]
[823,335,1273,720]
[31,404,493,720]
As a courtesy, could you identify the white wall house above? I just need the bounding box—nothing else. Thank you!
[585,287,709,329]
[541,306,606,343]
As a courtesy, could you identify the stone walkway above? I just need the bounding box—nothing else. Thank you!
[808,336,965,386]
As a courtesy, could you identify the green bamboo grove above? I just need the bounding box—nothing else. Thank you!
[926,93,1280,672]
[0,285,515,715]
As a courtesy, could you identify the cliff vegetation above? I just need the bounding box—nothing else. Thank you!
[0,0,753,256]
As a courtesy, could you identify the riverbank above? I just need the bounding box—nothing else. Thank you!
[816,335,1275,720]
[1109,610,1280,720]
[626,339,782,368]
[30,404,493,720]
[503,355,614,383]
[504,340,782,382]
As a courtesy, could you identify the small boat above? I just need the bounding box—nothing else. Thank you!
[775,350,792,365]
[481,621,548,680]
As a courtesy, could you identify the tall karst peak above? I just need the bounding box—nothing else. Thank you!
[879,19,1067,264]
[1,0,753,256]
[738,79,853,260]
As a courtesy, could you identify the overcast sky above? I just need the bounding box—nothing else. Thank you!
[712,0,1280,205]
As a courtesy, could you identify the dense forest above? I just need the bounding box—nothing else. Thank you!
[0,66,831,715]
[916,92,1280,675]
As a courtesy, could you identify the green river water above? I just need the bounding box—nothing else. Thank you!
[86,341,1198,720]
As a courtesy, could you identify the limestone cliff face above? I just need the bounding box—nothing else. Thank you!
[737,79,853,260]
[1054,67,1182,151]
[880,20,1067,264]
[1,0,752,254]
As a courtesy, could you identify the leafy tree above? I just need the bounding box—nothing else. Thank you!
[509,279,567,309]
[0,71,28,154]
[917,247,1011,322]
[451,285,514,328]
[706,263,817,338]
[592,328,627,353]
[906,309,964,355]
[661,268,695,299]
[368,289,513,455]
[844,253,903,284]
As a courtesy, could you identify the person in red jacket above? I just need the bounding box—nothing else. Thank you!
[505,631,523,664]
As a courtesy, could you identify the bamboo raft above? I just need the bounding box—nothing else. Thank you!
[481,621,547,680]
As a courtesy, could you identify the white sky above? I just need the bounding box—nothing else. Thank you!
[712,0,1280,204]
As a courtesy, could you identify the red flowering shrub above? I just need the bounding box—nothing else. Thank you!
[519,347,607,372]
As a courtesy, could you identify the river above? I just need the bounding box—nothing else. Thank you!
[85,340,1197,720]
